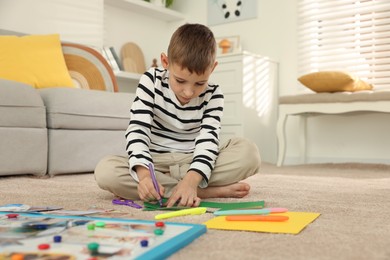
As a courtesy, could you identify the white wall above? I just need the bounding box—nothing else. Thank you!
[0,0,104,47]
[1,0,389,164]
[172,0,390,165]
[103,5,182,70]
[172,0,298,95]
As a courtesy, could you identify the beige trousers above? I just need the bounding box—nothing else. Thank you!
[94,137,261,200]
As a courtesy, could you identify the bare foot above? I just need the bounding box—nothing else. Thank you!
[198,182,251,199]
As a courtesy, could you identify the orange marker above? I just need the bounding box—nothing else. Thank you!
[225,215,289,222]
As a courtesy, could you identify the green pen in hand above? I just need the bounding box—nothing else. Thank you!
[148,163,163,207]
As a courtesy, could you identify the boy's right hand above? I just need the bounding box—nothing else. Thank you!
[136,165,164,202]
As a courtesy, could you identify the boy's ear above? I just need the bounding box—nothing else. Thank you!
[210,61,218,73]
[161,53,169,69]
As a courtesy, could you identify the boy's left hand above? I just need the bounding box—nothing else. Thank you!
[166,171,202,208]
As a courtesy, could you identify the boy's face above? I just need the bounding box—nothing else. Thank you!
[161,53,217,105]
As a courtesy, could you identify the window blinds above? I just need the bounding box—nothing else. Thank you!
[297,0,390,89]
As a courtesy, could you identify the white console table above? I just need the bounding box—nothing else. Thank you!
[277,90,390,166]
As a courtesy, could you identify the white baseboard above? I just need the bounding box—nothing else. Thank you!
[283,156,390,166]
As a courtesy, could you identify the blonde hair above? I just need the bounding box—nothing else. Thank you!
[168,23,216,75]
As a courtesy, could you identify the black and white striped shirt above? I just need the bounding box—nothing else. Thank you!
[125,67,224,187]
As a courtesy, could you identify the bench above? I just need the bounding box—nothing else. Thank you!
[276,89,390,166]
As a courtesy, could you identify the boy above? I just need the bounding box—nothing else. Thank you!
[95,23,261,208]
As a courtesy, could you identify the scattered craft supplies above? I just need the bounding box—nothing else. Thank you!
[155,207,208,220]
[213,208,288,216]
[143,199,265,211]
[0,212,206,259]
[204,212,321,235]
[112,198,142,209]
[225,215,289,222]
[0,204,62,212]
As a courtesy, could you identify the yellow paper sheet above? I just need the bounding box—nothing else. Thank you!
[204,212,320,235]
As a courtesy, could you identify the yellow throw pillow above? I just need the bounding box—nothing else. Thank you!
[298,71,373,93]
[0,34,74,89]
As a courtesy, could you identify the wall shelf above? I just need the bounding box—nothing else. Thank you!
[115,71,142,81]
[104,0,184,21]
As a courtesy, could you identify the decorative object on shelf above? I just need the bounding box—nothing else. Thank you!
[109,46,124,71]
[207,0,257,26]
[151,58,158,68]
[63,43,118,92]
[121,42,146,74]
[102,46,121,72]
[143,0,174,8]
[215,36,241,55]
[218,39,231,54]
[151,0,165,7]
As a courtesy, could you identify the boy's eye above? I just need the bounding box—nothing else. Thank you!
[196,82,206,86]
[176,79,185,84]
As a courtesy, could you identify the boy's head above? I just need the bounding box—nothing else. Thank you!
[166,23,216,75]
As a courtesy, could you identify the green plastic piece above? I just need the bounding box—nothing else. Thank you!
[154,228,164,235]
[87,242,99,252]
[87,223,95,230]
[95,221,105,228]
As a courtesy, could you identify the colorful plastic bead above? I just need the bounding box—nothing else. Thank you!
[53,235,62,243]
[87,223,95,230]
[95,222,105,228]
[6,213,19,219]
[88,242,100,254]
[155,221,165,228]
[154,228,164,235]
[38,243,50,250]
[140,239,149,247]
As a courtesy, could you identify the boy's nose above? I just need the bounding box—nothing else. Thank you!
[183,87,194,97]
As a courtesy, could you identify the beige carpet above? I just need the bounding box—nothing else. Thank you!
[1,162,390,260]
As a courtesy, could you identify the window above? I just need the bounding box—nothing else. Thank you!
[297,0,390,89]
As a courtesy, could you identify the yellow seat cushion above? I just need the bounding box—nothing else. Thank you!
[0,34,74,89]
[298,71,373,93]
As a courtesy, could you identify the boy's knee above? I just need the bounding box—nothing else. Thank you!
[94,155,120,190]
[235,138,262,172]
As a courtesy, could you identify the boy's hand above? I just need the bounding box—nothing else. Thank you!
[136,165,164,202]
[166,171,203,208]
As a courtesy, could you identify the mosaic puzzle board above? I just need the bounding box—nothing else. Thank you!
[0,212,206,259]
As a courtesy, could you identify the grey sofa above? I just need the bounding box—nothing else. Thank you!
[0,80,48,176]
[0,29,134,177]
[0,79,134,177]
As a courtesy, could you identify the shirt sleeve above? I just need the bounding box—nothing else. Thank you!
[125,68,156,182]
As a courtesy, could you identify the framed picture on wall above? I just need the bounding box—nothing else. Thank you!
[208,0,258,26]
[215,35,241,55]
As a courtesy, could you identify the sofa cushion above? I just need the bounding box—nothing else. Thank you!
[0,128,47,176]
[0,79,46,128]
[0,34,74,89]
[39,88,134,130]
[47,129,127,176]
